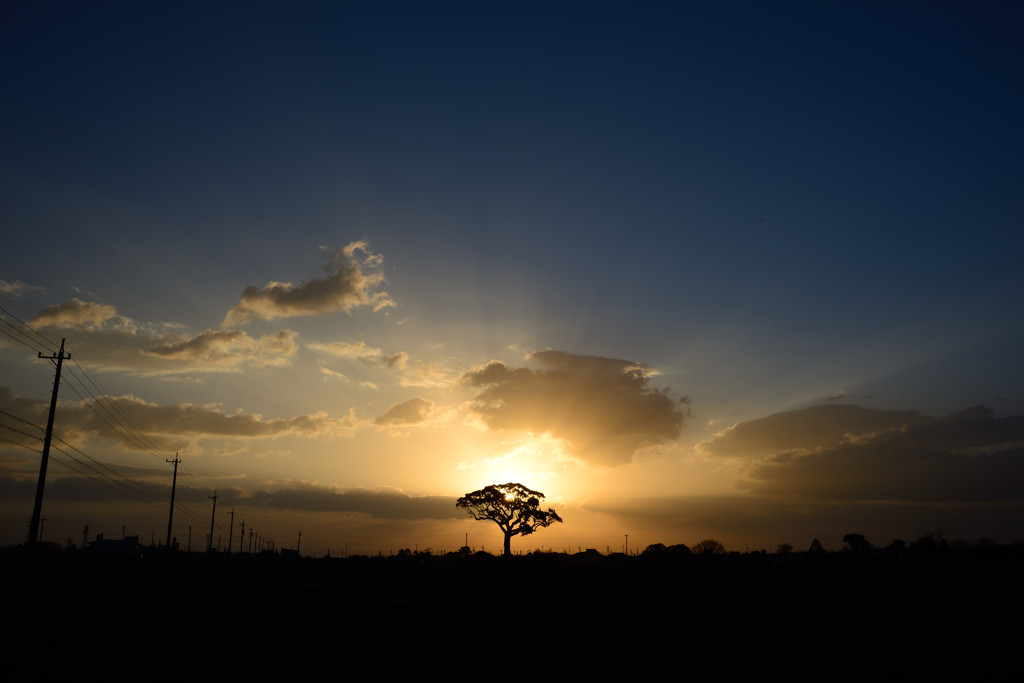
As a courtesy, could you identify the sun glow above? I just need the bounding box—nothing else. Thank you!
[477,436,559,486]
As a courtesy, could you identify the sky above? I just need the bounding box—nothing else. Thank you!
[2,1,1022,556]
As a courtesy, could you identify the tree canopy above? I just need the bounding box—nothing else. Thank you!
[456,483,563,557]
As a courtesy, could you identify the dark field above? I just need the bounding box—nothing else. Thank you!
[3,552,1022,679]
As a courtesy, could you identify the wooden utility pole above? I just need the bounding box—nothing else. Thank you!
[207,490,218,552]
[27,338,70,550]
[227,509,235,553]
[165,454,180,549]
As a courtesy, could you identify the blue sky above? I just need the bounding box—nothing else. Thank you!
[2,1,1022,555]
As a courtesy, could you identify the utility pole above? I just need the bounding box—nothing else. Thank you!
[238,520,246,555]
[207,490,218,552]
[165,454,180,549]
[27,338,70,550]
[227,509,235,554]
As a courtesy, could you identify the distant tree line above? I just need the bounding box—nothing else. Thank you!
[5,530,1020,569]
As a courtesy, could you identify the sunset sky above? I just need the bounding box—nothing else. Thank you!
[2,1,1022,556]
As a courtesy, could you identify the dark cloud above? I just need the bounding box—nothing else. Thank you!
[1,476,459,522]
[222,242,393,326]
[373,397,435,426]
[701,404,1024,503]
[462,350,687,466]
[228,484,461,519]
[699,404,928,459]
[746,444,1024,502]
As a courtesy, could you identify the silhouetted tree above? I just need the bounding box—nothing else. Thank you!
[842,533,872,554]
[456,483,563,557]
[692,538,726,555]
[776,543,794,554]
[808,538,825,554]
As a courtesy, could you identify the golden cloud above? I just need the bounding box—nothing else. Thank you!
[373,397,436,426]
[30,298,119,329]
[222,242,394,326]
[462,350,687,466]
[310,341,408,369]
[145,329,299,371]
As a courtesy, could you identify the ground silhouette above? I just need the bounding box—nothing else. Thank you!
[1,538,1021,679]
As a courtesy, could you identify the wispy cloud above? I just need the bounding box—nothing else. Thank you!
[0,279,45,299]
[310,340,407,369]
[462,350,688,466]
[310,341,457,389]
[222,242,394,326]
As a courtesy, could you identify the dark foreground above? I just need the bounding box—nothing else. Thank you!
[2,552,1022,680]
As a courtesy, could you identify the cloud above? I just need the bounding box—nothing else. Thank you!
[15,298,299,376]
[699,404,1024,502]
[222,242,394,326]
[310,341,408,369]
[0,280,45,298]
[30,298,119,328]
[461,350,688,466]
[310,341,457,389]
[224,483,461,519]
[373,397,436,426]
[72,395,341,439]
[0,387,350,455]
[144,329,299,372]
[698,404,929,459]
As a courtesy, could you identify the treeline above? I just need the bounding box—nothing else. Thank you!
[5,531,1021,570]
[331,532,1023,568]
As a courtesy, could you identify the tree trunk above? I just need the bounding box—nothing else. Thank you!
[503,532,512,557]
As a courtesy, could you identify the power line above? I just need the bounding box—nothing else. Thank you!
[0,295,60,353]
[0,310,233,543]
[61,363,169,456]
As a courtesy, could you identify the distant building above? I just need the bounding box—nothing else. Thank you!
[87,533,142,556]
